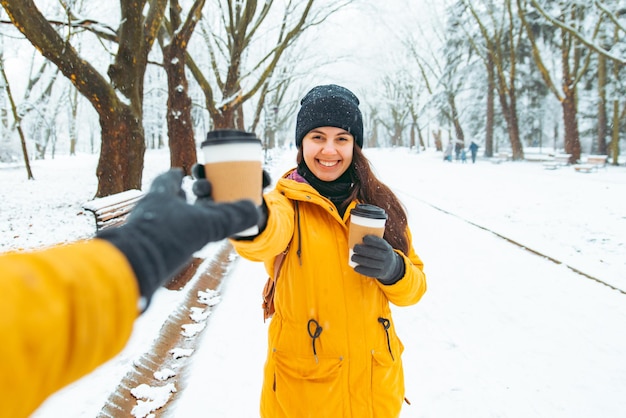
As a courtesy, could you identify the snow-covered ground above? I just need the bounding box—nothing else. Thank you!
[3,146,625,417]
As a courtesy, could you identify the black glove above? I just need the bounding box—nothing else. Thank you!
[351,235,405,285]
[191,163,270,237]
[97,168,259,307]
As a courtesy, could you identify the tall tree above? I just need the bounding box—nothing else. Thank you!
[0,52,33,179]
[518,0,597,163]
[404,5,462,154]
[160,0,205,175]
[250,73,293,152]
[1,0,167,196]
[464,0,525,160]
[431,2,473,152]
[527,0,625,163]
[186,0,350,130]
[378,72,412,147]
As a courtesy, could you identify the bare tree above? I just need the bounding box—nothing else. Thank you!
[159,0,205,175]
[526,0,625,164]
[4,56,59,160]
[1,0,167,197]
[186,0,351,130]
[377,73,411,147]
[408,2,469,155]
[518,0,597,163]
[0,53,33,179]
[464,0,524,160]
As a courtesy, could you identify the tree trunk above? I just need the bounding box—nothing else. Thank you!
[96,106,145,195]
[596,54,608,155]
[163,43,197,175]
[561,92,581,163]
[0,59,34,179]
[69,86,78,156]
[448,94,465,143]
[393,123,403,147]
[417,123,425,151]
[507,88,524,160]
[610,99,620,165]
[485,52,495,158]
[558,15,582,164]
[369,118,379,148]
[160,0,203,174]
[561,55,581,163]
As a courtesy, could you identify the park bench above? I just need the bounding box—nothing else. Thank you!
[83,189,144,230]
[491,152,512,164]
[543,154,572,170]
[574,155,608,173]
[82,188,205,290]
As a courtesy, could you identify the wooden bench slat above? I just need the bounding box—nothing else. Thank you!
[83,189,144,230]
[97,216,130,229]
[83,189,143,211]
[92,197,143,216]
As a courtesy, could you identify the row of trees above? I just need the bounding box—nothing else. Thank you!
[0,0,350,196]
[0,1,624,197]
[370,0,625,165]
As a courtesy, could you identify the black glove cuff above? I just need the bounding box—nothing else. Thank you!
[377,252,406,285]
[232,198,268,241]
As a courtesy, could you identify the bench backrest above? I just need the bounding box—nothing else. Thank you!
[587,155,607,165]
[83,189,144,230]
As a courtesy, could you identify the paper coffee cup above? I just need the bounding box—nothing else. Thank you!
[348,203,387,267]
[201,129,263,236]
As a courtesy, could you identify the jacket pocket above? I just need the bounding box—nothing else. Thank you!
[371,348,405,417]
[271,349,345,416]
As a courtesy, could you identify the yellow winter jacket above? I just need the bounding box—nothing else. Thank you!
[0,239,139,418]
[231,170,427,418]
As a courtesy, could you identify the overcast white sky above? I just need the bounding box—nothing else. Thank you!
[297,0,447,97]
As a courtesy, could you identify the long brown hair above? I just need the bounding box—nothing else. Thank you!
[296,146,409,254]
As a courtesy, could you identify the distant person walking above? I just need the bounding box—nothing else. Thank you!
[469,141,479,164]
[454,140,464,160]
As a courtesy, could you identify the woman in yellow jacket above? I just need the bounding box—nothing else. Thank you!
[227,85,426,417]
[0,169,258,418]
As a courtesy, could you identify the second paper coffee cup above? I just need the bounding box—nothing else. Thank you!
[201,129,263,236]
[348,203,388,267]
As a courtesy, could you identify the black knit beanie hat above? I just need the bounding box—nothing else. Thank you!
[295,84,363,148]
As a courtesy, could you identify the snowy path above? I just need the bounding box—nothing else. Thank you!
[395,196,626,417]
[172,150,626,417]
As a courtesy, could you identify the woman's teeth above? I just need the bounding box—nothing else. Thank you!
[319,160,337,167]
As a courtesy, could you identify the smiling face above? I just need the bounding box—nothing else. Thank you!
[301,126,354,181]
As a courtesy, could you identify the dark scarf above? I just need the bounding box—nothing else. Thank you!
[297,161,354,217]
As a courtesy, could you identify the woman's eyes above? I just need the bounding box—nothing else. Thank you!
[309,134,351,142]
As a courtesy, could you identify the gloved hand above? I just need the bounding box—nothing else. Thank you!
[97,168,259,308]
[351,235,405,285]
[191,163,271,237]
